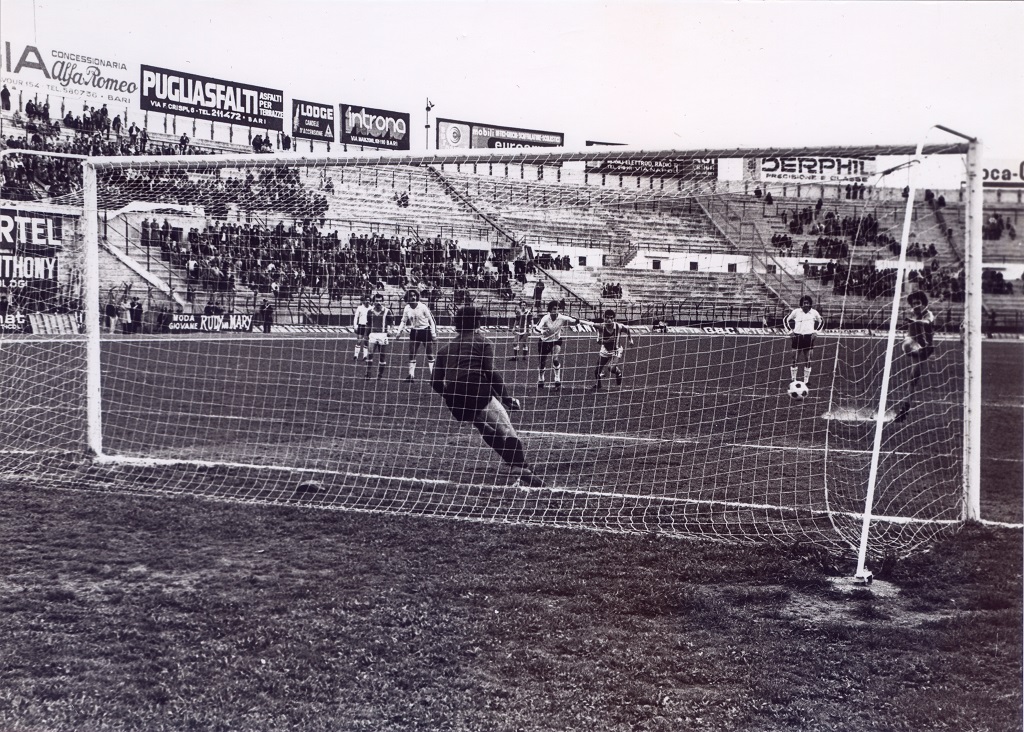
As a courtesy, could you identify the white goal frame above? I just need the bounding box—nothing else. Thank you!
[73,142,981,567]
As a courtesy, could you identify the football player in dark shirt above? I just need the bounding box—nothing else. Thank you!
[431,305,544,488]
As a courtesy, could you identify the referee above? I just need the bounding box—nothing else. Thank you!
[431,305,544,488]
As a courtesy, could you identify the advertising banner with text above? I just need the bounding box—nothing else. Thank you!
[982,158,1024,188]
[1,39,137,107]
[167,313,254,333]
[586,157,718,179]
[437,118,564,150]
[755,156,876,184]
[0,208,62,288]
[292,99,335,142]
[140,65,284,130]
[340,104,410,150]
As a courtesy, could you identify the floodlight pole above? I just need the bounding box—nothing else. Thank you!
[425,98,435,150]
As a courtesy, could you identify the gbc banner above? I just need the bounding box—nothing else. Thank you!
[167,313,254,333]
[437,118,564,150]
[586,157,718,179]
[140,65,284,131]
[340,104,410,150]
[292,99,335,142]
[757,156,876,184]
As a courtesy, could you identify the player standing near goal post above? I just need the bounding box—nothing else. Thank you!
[508,299,533,362]
[534,300,586,392]
[588,309,636,391]
[353,294,371,362]
[431,305,544,488]
[364,293,394,380]
[895,290,935,422]
[394,289,437,381]
[784,295,824,386]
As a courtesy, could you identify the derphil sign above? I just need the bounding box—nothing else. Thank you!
[140,65,284,130]
[757,156,876,184]
[340,104,410,150]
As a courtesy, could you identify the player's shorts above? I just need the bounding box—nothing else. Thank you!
[599,345,625,360]
[903,337,933,360]
[538,339,563,357]
[409,328,435,344]
[368,332,389,348]
[355,324,369,338]
[441,371,492,422]
[791,333,815,351]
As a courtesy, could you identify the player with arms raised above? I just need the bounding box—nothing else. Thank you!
[394,289,438,381]
[588,309,636,391]
[431,305,544,488]
[784,295,824,386]
[533,300,586,392]
[895,290,935,422]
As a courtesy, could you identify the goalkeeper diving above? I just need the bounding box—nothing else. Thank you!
[431,305,544,488]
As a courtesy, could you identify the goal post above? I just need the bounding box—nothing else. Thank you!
[3,141,978,566]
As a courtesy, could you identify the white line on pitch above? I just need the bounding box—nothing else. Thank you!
[520,429,913,456]
[90,454,955,528]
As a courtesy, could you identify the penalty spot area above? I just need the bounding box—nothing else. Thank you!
[823,406,895,423]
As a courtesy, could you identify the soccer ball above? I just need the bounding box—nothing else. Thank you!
[788,380,809,399]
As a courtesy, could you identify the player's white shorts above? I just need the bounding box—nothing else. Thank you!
[369,332,389,348]
[600,345,625,360]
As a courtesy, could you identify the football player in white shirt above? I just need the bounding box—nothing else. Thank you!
[394,289,438,381]
[353,294,371,362]
[533,300,585,392]
[784,295,824,384]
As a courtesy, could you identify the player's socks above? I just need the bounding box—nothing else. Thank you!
[408,362,416,378]
[613,367,623,385]
[802,366,812,383]
[790,367,798,381]
[553,365,562,383]
[482,433,528,469]
[427,359,435,374]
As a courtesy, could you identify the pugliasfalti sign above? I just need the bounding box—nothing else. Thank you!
[139,65,284,130]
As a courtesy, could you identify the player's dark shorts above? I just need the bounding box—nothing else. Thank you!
[441,371,491,422]
[791,333,816,351]
[409,328,435,344]
[356,324,369,338]
[538,339,563,356]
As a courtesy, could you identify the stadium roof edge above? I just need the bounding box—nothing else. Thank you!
[79,143,971,172]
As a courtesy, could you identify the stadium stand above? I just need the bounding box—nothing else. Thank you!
[2,103,1024,332]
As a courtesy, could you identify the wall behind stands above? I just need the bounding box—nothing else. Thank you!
[627,251,752,273]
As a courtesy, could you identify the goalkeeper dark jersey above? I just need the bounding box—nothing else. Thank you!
[432,332,511,420]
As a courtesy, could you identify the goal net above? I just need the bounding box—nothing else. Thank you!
[0,142,979,565]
